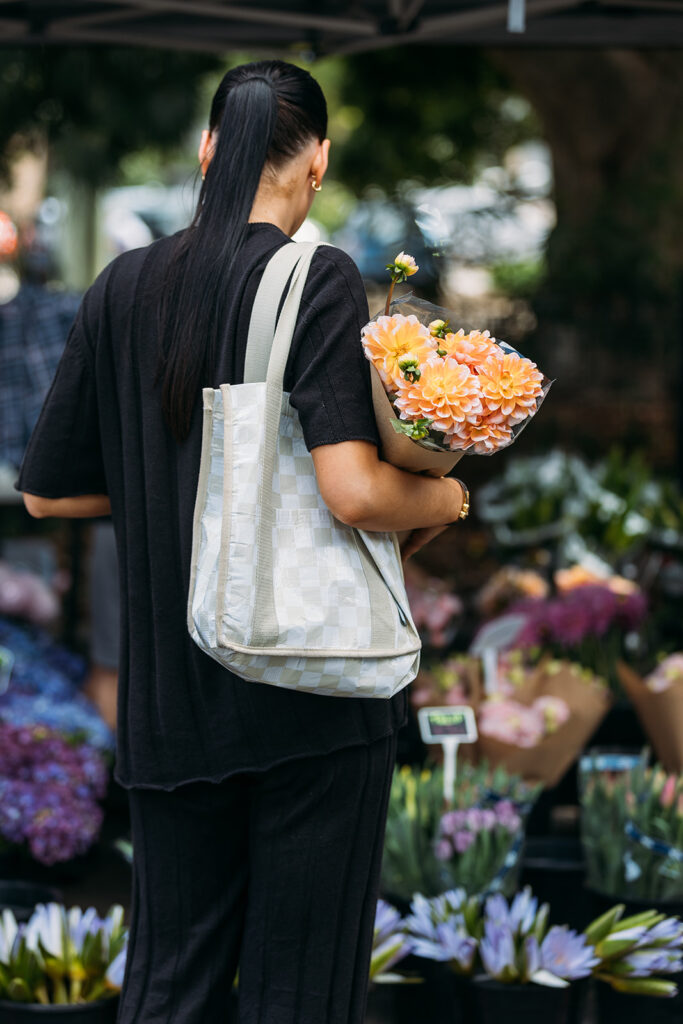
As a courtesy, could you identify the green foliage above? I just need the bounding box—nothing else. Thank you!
[580,757,683,902]
[0,48,223,186]
[329,46,539,194]
[491,257,545,300]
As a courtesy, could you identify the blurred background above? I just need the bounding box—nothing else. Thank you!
[2,4,683,1020]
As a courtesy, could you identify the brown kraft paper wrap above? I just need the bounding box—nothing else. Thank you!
[472,661,612,788]
[617,661,683,772]
[370,365,464,545]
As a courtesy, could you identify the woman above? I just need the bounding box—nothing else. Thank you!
[18,60,466,1023]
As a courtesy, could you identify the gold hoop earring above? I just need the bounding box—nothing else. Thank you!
[311,178,322,192]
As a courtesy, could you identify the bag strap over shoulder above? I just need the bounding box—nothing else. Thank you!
[243,241,318,385]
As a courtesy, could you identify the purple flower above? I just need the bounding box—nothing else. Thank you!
[508,889,540,935]
[454,830,475,854]
[480,809,498,831]
[480,922,516,980]
[374,900,403,946]
[622,949,683,977]
[484,888,541,938]
[640,917,683,948]
[539,927,600,980]
[434,838,452,861]
[410,921,477,972]
[616,590,648,631]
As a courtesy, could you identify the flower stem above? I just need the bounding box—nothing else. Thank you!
[384,279,396,316]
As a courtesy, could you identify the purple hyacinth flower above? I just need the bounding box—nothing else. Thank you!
[539,926,600,980]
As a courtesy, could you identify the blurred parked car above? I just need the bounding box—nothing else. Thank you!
[332,199,441,295]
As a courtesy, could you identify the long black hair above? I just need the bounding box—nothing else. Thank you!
[157,60,327,442]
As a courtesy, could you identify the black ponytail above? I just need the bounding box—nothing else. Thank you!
[157,60,327,442]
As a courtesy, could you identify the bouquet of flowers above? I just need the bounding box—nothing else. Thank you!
[410,654,483,715]
[581,756,683,903]
[0,902,126,1004]
[0,722,108,866]
[361,253,551,477]
[470,659,611,787]
[483,575,647,694]
[618,656,683,772]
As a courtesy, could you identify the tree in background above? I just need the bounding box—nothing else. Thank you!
[333,46,683,463]
[0,48,223,186]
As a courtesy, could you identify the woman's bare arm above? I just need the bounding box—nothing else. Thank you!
[22,493,112,519]
[311,440,464,532]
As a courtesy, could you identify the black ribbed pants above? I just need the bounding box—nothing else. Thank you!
[116,733,398,1024]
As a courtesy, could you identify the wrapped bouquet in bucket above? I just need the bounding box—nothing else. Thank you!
[361,253,552,479]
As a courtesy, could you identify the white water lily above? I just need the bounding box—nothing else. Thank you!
[26,903,66,960]
[0,908,18,963]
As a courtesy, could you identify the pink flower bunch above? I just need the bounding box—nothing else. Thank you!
[405,574,463,649]
[435,800,522,861]
[511,583,647,649]
[645,654,683,694]
[479,695,570,749]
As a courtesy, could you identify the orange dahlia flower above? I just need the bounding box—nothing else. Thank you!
[394,356,483,435]
[442,329,501,368]
[454,414,513,452]
[361,314,436,390]
[478,352,544,424]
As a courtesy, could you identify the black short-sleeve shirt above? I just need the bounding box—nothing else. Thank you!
[16,223,408,789]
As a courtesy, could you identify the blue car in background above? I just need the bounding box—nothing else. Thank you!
[331,199,442,295]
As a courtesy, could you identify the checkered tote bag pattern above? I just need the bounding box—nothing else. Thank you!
[187,242,421,697]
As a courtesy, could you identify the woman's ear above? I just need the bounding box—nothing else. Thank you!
[311,138,331,186]
[198,129,214,176]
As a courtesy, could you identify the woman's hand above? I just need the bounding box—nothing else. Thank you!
[400,523,451,563]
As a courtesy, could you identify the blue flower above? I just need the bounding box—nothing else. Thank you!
[480,922,517,981]
[623,949,683,977]
[539,926,600,980]
[105,947,127,990]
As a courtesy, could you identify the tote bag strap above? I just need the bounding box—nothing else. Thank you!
[243,241,310,384]
[241,242,321,649]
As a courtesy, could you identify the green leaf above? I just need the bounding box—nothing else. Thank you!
[583,905,624,946]
[598,975,678,998]
[390,417,433,441]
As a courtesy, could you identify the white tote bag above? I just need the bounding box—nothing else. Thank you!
[187,241,421,698]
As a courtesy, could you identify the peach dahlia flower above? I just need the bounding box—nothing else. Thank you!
[478,351,544,424]
[442,329,501,368]
[454,413,513,452]
[361,314,435,390]
[393,356,483,435]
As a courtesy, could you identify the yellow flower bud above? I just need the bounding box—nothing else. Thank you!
[394,251,418,276]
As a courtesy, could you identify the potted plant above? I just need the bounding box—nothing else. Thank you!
[381,763,536,905]
[0,723,108,881]
[0,903,126,1020]
[402,887,683,1024]
[580,757,683,907]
